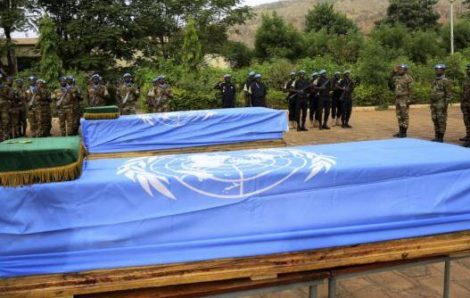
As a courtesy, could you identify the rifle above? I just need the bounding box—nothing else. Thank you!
[56,87,70,107]
[27,87,37,108]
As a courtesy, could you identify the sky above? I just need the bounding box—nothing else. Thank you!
[7,0,280,38]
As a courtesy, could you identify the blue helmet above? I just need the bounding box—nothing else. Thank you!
[248,71,256,77]
[254,73,262,79]
[311,72,319,77]
[298,70,306,75]
[318,69,327,75]
[400,64,409,69]
[123,73,132,78]
[434,64,446,70]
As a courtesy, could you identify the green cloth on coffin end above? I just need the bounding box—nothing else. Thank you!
[0,136,85,187]
[83,105,120,120]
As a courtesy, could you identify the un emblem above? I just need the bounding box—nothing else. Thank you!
[138,110,216,127]
[117,148,336,200]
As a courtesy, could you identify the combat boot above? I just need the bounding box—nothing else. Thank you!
[432,132,439,142]
[437,133,444,143]
[463,140,470,147]
[393,129,401,138]
[460,136,469,142]
[401,127,407,138]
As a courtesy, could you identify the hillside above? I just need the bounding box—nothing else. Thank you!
[229,0,467,47]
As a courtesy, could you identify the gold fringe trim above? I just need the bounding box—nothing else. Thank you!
[0,145,86,187]
[83,112,120,120]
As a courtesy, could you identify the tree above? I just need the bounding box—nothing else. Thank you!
[38,16,63,86]
[0,0,33,74]
[181,19,203,70]
[221,41,253,68]
[406,30,444,64]
[254,12,304,61]
[304,3,357,35]
[442,18,470,52]
[381,0,440,30]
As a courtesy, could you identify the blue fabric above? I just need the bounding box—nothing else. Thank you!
[80,107,288,154]
[1,139,470,278]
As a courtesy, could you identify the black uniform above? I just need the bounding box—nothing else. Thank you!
[243,78,254,107]
[284,79,296,122]
[250,81,267,107]
[309,78,319,124]
[215,82,236,108]
[340,76,354,127]
[316,76,331,128]
[331,76,342,120]
[294,78,310,130]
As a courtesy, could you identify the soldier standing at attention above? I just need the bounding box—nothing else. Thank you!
[117,73,139,115]
[315,70,331,130]
[88,74,109,107]
[331,72,343,127]
[339,70,355,128]
[243,71,256,107]
[36,79,52,137]
[284,71,297,129]
[14,79,27,137]
[214,74,236,108]
[0,76,12,141]
[52,77,74,136]
[147,77,161,113]
[25,76,40,137]
[249,74,267,107]
[430,64,452,143]
[461,64,470,147]
[294,70,310,131]
[391,64,413,138]
[309,72,320,128]
[66,76,82,135]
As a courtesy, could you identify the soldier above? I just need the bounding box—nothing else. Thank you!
[391,64,413,138]
[36,79,52,137]
[0,76,12,141]
[66,76,82,135]
[331,71,343,127]
[147,77,161,113]
[339,70,355,128]
[293,70,310,131]
[309,72,320,128]
[315,70,331,130]
[243,71,256,107]
[283,71,297,128]
[249,74,268,107]
[430,64,452,143]
[214,74,236,108]
[52,77,74,136]
[10,78,25,138]
[150,75,172,113]
[461,64,470,147]
[25,76,40,137]
[87,74,109,107]
[117,73,139,115]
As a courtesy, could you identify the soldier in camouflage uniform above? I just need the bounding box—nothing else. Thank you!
[430,64,452,143]
[391,64,413,138]
[26,76,40,137]
[117,73,139,115]
[147,76,173,113]
[66,76,82,135]
[14,79,27,136]
[0,76,12,141]
[462,64,470,147]
[52,77,74,136]
[37,79,52,137]
[87,74,109,107]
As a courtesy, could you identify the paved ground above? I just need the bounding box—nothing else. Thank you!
[243,106,470,298]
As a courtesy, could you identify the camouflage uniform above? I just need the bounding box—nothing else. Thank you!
[117,82,139,115]
[52,85,75,136]
[393,72,413,136]
[87,83,109,107]
[37,82,52,137]
[462,76,470,146]
[0,82,12,141]
[67,80,82,136]
[430,75,452,141]
[11,84,27,138]
[26,84,40,137]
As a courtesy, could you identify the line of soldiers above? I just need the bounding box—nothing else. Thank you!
[284,70,355,132]
[390,63,470,147]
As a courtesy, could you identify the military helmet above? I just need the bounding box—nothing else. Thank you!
[152,76,161,83]
[123,73,132,78]
[318,69,327,75]
[311,72,319,77]
[249,71,256,77]
[59,76,66,81]
[343,70,351,74]
[290,71,296,76]
[334,71,341,75]
[254,73,262,78]
[28,76,37,82]
[91,74,101,80]
[298,70,306,75]
[434,64,446,70]
[37,79,46,84]
[399,64,409,69]
[16,78,24,83]
[224,74,231,78]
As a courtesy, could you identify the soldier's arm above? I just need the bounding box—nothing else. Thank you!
[446,80,453,102]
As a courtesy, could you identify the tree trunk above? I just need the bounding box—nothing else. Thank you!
[4,28,17,75]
